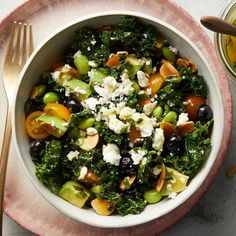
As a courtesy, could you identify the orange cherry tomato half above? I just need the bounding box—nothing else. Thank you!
[145,72,165,97]
[25,111,49,139]
[44,103,71,122]
[183,95,206,120]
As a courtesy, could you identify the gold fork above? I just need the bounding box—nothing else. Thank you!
[0,21,33,233]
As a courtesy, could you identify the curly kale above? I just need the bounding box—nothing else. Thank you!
[178,66,208,98]
[163,119,213,177]
[35,140,62,193]
[96,122,123,146]
[70,16,158,65]
[116,192,146,215]
[156,66,208,111]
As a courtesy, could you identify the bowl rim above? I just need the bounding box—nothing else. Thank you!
[12,10,224,228]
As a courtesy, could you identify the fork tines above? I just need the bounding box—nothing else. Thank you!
[6,21,33,65]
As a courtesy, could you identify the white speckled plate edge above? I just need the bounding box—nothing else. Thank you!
[0,0,232,235]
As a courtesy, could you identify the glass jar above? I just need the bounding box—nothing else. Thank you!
[215,0,236,79]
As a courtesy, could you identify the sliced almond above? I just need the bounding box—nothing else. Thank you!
[160,60,179,79]
[177,121,195,137]
[119,175,136,191]
[176,58,198,73]
[84,169,99,184]
[91,198,114,216]
[80,134,99,151]
[159,122,177,138]
[156,163,166,192]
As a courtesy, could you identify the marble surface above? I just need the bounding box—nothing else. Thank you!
[0,0,236,235]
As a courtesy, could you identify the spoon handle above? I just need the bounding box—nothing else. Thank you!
[201,16,236,37]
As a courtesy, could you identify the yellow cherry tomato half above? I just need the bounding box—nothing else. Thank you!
[25,111,49,139]
[44,103,71,122]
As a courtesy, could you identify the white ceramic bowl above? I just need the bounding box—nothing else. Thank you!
[13,11,224,228]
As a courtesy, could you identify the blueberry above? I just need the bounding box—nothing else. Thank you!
[197,104,213,122]
[119,156,136,176]
[29,139,45,158]
[66,99,82,113]
[166,135,183,156]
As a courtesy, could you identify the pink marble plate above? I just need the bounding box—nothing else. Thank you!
[0,0,232,235]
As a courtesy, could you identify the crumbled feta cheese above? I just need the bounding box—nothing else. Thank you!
[84,97,99,110]
[61,64,71,73]
[129,149,147,165]
[67,150,80,161]
[177,113,189,126]
[169,45,178,54]
[104,76,118,92]
[108,116,130,134]
[94,85,110,100]
[112,72,134,98]
[102,143,122,166]
[115,102,126,114]
[86,127,98,136]
[143,102,156,116]
[146,60,151,66]
[91,39,96,45]
[132,113,154,137]
[96,106,116,122]
[78,166,88,180]
[137,70,149,87]
[152,128,165,151]
[88,60,98,67]
[51,71,61,81]
[119,107,136,120]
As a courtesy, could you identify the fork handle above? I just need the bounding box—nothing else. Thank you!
[0,106,12,233]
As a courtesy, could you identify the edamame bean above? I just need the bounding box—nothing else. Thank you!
[132,81,140,93]
[74,54,90,75]
[78,117,95,129]
[152,106,163,118]
[43,92,59,104]
[162,47,176,62]
[143,189,162,204]
[163,111,177,123]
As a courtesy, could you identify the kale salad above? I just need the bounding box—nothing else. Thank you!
[24,16,213,216]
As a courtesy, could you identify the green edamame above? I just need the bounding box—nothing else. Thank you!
[43,92,59,104]
[152,106,163,118]
[143,189,162,204]
[162,47,176,62]
[74,54,90,75]
[78,117,95,129]
[163,111,177,123]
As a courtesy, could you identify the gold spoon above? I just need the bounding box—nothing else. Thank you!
[200,16,236,37]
